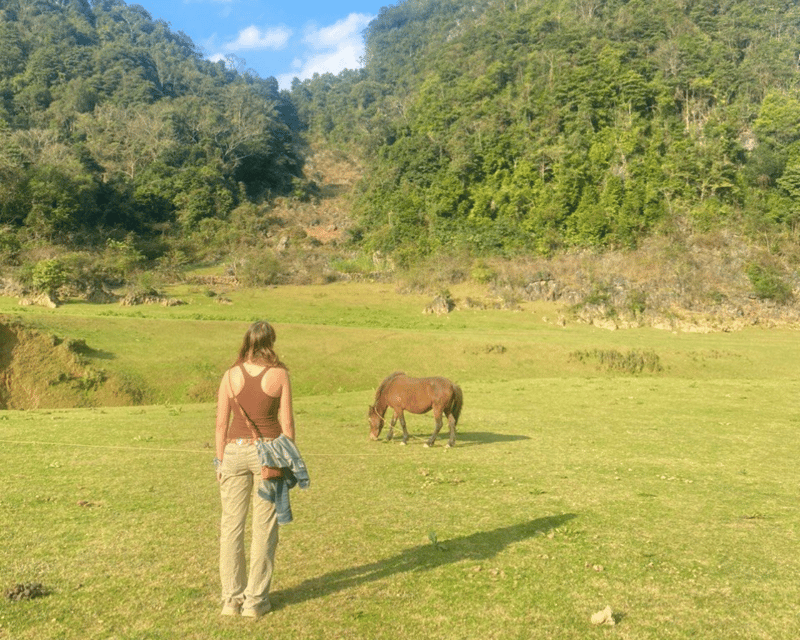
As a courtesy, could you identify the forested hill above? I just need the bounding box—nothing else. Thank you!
[3,0,800,299]
[293,0,800,263]
[0,0,305,281]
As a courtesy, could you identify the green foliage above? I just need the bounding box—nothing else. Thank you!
[0,0,305,275]
[102,236,145,281]
[0,227,21,264]
[626,290,648,318]
[329,253,375,275]
[6,0,800,274]
[470,259,497,284]
[31,258,67,294]
[235,249,282,287]
[184,217,237,263]
[298,0,800,261]
[570,348,663,374]
[745,262,793,304]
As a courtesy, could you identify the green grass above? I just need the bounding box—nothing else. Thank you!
[4,281,800,402]
[2,282,800,638]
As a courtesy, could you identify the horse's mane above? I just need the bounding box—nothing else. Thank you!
[374,371,405,401]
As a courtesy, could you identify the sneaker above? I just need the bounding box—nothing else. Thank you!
[241,602,271,619]
[221,601,241,616]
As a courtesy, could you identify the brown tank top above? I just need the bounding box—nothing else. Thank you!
[227,365,282,440]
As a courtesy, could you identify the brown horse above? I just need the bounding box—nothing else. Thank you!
[368,372,463,447]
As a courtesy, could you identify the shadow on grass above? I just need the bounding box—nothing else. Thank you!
[71,343,116,360]
[456,432,531,446]
[272,513,576,608]
[85,348,116,360]
[0,324,17,410]
[380,431,530,447]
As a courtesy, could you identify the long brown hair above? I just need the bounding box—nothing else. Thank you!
[236,321,285,368]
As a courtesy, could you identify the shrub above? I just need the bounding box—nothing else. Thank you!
[125,271,163,298]
[31,258,67,295]
[626,290,647,317]
[470,259,497,284]
[235,250,282,286]
[0,228,21,265]
[570,348,663,374]
[745,263,793,304]
[102,236,145,281]
[330,253,375,275]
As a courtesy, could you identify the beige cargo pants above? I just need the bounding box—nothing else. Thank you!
[218,440,279,614]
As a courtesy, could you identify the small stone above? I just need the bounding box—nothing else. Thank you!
[591,605,615,626]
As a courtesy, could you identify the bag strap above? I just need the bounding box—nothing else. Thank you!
[226,367,264,442]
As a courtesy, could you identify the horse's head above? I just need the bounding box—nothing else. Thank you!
[368,405,384,439]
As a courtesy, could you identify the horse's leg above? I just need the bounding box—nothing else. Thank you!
[399,410,409,445]
[446,412,456,448]
[426,410,444,447]
[386,411,398,441]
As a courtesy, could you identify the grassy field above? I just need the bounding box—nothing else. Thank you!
[2,282,800,639]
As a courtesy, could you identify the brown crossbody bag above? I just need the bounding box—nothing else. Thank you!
[226,369,283,480]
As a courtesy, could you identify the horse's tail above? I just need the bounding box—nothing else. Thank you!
[451,383,463,426]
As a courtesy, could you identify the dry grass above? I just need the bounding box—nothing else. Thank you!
[480,232,800,330]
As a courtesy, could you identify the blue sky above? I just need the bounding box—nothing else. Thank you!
[131,0,386,90]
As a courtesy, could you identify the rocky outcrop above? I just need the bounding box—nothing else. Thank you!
[424,295,455,315]
[18,292,59,308]
[119,292,186,307]
[500,235,800,331]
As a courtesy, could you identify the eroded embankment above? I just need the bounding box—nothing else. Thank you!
[0,316,138,410]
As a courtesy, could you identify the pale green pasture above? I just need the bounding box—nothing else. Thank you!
[2,377,800,639]
[3,283,800,403]
[2,283,800,638]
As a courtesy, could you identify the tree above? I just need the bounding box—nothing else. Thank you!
[31,258,67,295]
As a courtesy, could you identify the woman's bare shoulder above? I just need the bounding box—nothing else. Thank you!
[223,364,243,378]
[261,365,289,395]
[265,365,290,382]
[223,365,245,393]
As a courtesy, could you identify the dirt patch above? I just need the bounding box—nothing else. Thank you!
[273,145,362,247]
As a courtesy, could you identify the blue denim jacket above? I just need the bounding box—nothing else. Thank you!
[255,435,310,524]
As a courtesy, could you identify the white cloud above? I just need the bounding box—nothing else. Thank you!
[303,13,372,50]
[224,25,292,51]
[276,13,373,88]
[276,73,297,89]
[299,43,363,78]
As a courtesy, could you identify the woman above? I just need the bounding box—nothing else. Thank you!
[214,320,295,618]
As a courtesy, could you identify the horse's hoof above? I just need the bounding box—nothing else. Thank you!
[423,443,430,448]
[400,441,407,446]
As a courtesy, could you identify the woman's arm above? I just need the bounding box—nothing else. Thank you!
[215,372,232,468]
[278,369,296,441]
